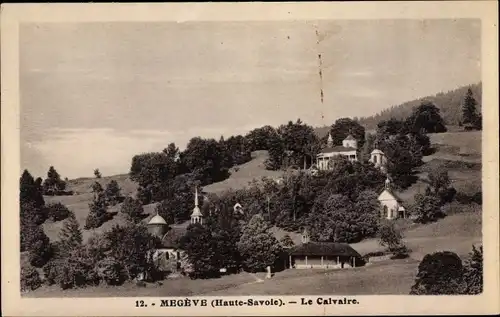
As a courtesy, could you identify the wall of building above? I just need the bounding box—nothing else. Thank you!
[292,255,355,269]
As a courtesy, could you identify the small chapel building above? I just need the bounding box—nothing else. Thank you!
[288,229,365,269]
[316,133,359,171]
[369,149,388,172]
[146,186,204,275]
[378,177,406,220]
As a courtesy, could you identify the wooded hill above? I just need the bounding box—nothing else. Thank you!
[358,83,482,130]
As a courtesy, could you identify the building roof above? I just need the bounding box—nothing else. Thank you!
[148,214,168,225]
[378,188,404,203]
[160,226,187,249]
[370,149,384,155]
[318,146,357,154]
[344,134,356,141]
[191,206,202,217]
[290,242,364,259]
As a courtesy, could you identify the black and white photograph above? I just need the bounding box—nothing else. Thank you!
[2,2,498,316]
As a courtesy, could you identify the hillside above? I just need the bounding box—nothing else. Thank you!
[203,150,283,194]
[41,128,481,245]
[358,82,482,130]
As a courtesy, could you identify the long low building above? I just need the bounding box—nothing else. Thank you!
[287,230,365,269]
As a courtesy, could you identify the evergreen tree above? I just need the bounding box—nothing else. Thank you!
[27,225,52,267]
[94,168,102,178]
[59,211,83,255]
[463,245,483,294]
[84,193,110,229]
[20,170,45,211]
[237,214,283,272]
[104,180,122,205]
[42,166,66,195]
[462,88,479,125]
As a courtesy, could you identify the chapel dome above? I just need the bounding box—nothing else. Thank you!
[148,214,168,225]
[371,149,384,155]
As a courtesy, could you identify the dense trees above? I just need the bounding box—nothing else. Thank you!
[179,223,221,279]
[120,196,145,223]
[237,214,283,272]
[410,193,444,224]
[405,102,447,133]
[328,117,366,148]
[359,83,482,129]
[42,166,67,195]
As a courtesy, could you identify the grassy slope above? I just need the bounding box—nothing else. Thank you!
[203,150,284,194]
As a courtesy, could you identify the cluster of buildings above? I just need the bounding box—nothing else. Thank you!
[145,130,407,273]
[315,132,387,172]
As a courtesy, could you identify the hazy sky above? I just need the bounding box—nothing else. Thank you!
[20,19,481,179]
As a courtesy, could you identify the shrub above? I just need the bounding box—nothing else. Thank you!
[42,260,60,285]
[410,251,465,295]
[97,257,126,286]
[410,193,445,224]
[28,230,53,268]
[46,202,71,222]
[57,248,101,290]
[21,263,42,292]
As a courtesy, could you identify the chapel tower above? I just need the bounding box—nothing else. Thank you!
[190,186,203,225]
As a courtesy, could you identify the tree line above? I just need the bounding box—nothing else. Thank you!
[359,84,482,131]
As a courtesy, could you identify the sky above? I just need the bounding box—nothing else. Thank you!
[20,19,481,179]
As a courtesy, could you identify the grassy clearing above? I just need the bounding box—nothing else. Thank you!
[203,151,284,194]
[352,210,482,260]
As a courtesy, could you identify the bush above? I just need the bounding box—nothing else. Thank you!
[411,193,445,224]
[57,248,101,290]
[28,231,53,268]
[455,191,482,205]
[21,263,42,292]
[410,251,465,295]
[97,257,126,286]
[42,260,60,285]
[46,202,71,222]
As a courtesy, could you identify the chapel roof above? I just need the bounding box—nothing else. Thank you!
[344,134,356,141]
[160,226,187,249]
[370,149,384,155]
[318,145,357,154]
[148,214,168,225]
[378,188,404,202]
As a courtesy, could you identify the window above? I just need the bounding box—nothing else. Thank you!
[373,155,378,163]
[383,206,388,218]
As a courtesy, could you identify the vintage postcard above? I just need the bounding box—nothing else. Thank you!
[1,2,499,316]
